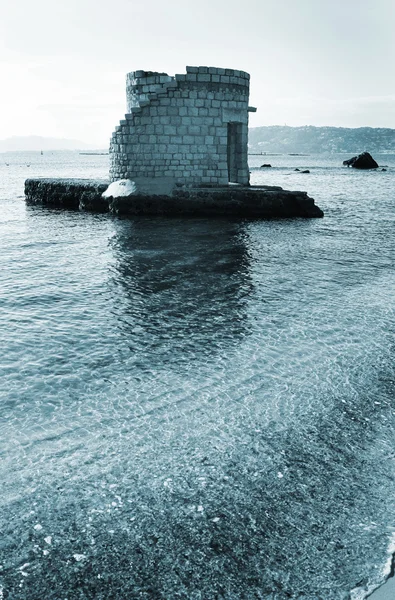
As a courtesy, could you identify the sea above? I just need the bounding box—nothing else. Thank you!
[1,150,395,600]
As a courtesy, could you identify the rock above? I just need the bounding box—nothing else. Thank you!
[294,168,300,171]
[300,170,310,174]
[102,179,137,198]
[382,168,387,172]
[260,164,272,168]
[342,152,379,169]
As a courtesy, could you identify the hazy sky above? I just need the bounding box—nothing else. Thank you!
[1,0,394,145]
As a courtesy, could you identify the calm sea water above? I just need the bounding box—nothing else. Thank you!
[1,151,395,599]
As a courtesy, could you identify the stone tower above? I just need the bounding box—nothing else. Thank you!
[109,66,256,188]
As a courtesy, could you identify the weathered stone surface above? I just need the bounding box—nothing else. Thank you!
[25,178,110,212]
[342,152,379,169]
[110,66,251,187]
[24,178,324,218]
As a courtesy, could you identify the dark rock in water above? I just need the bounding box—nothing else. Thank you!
[260,164,272,168]
[294,168,300,171]
[300,170,310,174]
[382,168,387,172]
[342,152,379,169]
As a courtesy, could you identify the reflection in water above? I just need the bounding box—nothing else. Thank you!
[109,218,253,368]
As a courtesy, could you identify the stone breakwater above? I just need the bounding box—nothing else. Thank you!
[24,178,324,218]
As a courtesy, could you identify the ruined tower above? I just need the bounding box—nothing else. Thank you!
[109,66,256,188]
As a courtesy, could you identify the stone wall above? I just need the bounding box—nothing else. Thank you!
[109,66,251,187]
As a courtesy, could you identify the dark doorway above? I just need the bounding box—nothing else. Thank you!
[227,122,242,183]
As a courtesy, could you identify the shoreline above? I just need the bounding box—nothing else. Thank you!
[367,575,395,599]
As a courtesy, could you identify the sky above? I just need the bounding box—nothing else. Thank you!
[1,0,395,146]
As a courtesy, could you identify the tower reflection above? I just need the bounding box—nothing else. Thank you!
[109,218,253,369]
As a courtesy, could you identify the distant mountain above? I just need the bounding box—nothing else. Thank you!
[248,126,395,154]
[0,136,98,152]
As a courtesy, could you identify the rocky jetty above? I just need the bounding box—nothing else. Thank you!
[25,178,324,218]
[343,152,379,169]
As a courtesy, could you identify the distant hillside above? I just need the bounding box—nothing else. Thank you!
[248,126,395,154]
[0,136,96,152]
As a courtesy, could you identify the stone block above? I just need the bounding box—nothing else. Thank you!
[197,74,210,82]
[186,66,199,73]
[164,125,177,135]
[188,125,200,136]
[183,135,195,144]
